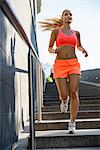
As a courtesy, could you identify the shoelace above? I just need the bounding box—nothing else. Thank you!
[69,122,76,127]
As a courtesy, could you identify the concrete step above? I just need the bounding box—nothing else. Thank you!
[37,148,100,150]
[43,96,100,101]
[35,119,100,131]
[45,82,100,97]
[35,110,100,120]
[44,91,100,98]
[44,93,100,100]
[45,82,100,90]
[79,104,100,111]
[44,85,100,94]
[42,104,100,112]
[43,100,100,106]
[36,129,100,149]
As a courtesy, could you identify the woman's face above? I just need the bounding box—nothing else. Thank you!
[62,10,72,24]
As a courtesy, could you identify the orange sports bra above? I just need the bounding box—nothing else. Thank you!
[56,28,77,47]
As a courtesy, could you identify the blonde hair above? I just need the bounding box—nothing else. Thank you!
[38,9,72,31]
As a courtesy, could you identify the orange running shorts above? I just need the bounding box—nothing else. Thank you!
[53,58,81,79]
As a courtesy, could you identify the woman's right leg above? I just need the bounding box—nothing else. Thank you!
[55,78,69,112]
[55,78,69,102]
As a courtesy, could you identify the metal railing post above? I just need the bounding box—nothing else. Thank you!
[39,66,44,116]
[37,63,42,122]
[28,49,36,150]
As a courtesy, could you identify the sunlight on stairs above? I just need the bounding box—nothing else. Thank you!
[35,82,100,149]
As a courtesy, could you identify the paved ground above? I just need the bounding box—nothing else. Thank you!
[12,122,29,150]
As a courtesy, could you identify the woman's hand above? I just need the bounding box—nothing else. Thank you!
[77,45,88,57]
[82,49,88,57]
[48,47,56,53]
[55,46,62,53]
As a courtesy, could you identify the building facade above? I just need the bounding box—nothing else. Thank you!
[0,0,41,149]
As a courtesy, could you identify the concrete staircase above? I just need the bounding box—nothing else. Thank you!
[35,82,100,149]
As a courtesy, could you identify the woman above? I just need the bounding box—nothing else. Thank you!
[40,9,88,133]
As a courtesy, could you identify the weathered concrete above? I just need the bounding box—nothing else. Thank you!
[35,110,100,120]
[36,129,100,149]
[35,119,100,131]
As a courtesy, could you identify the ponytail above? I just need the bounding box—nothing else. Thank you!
[38,17,63,31]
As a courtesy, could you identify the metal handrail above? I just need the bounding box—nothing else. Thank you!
[0,0,43,149]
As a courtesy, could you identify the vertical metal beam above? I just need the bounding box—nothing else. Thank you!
[37,63,42,122]
[28,49,36,150]
[40,68,44,108]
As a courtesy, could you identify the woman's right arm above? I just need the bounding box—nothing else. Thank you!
[48,28,58,54]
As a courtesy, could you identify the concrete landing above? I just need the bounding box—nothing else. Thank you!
[12,122,29,150]
[36,129,100,149]
[36,129,100,137]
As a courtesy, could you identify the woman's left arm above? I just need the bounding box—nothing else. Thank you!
[76,31,88,57]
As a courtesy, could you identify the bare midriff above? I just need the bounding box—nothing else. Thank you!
[56,45,77,59]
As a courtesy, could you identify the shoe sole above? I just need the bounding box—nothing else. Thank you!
[68,130,76,134]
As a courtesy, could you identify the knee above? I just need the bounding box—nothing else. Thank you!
[70,90,78,99]
[59,94,69,101]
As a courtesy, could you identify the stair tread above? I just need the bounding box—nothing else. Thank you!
[40,110,100,114]
[36,129,100,137]
[36,148,100,150]
[35,118,100,123]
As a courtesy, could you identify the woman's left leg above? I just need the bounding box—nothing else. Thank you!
[69,74,80,121]
[68,74,80,133]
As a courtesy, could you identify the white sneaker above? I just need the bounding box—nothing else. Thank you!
[68,121,76,134]
[60,96,69,113]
